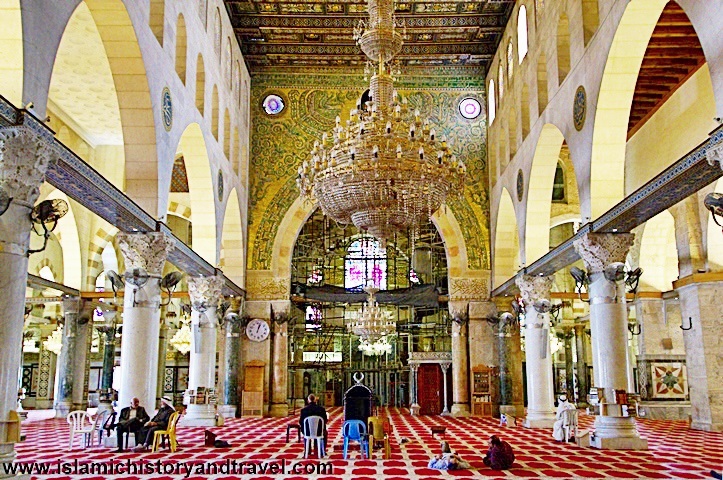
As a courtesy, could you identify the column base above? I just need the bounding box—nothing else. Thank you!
[269,403,289,418]
[451,404,470,417]
[500,404,525,418]
[590,435,648,450]
[523,413,555,429]
[54,402,72,419]
[410,403,420,415]
[179,404,216,427]
[217,404,237,418]
[691,421,723,432]
[294,399,306,409]
[0,444,17,479]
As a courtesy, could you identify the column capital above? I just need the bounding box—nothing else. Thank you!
[62,296,81,314]
[515,274,552,306]
[117,232,174,275]
[440,362,451,372]
[188,275,225,308]
[573,233,634,274]
[0,125,59,205]
[706,138,723,170]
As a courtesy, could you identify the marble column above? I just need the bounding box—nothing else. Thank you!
[676,278,723,431]
[574,323,589,406]
[117,232,174,411]
[562,328,575,397]
[96,316,117,414]
[54,297,79,418]
[182,275,224,426]
[0,124,59,473]
[269,301,290,417]
[574,233,647,449]
[494,297,525,418]
[72,305,93,412]
[449,301,470,417]
[440,362,451,415]
[409,364,420,415]
[34,324,57,409]
[293,346,305,409]
[155,317,168,409]
[219,298,243,418]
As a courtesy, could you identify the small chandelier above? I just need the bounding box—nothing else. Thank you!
[359,336,393,356]
[43,326,63,355]
[348,286,396,342]
[297,0,466,242]
[170,324,192,355]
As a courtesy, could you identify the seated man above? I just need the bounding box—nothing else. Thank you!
[299,394,327,453]
[483,435,515,470]
[115,397,150,452]
[133,396,175,452]
[553,394,577,442]
[428,441,470,470]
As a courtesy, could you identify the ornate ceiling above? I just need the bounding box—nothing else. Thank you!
[223,0,515,76]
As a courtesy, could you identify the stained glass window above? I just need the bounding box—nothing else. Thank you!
[345,237,387,290]
[262,94,285,115]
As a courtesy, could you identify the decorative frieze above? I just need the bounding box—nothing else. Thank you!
[449,277,489,301]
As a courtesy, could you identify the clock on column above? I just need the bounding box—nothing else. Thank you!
[245,318,270,342]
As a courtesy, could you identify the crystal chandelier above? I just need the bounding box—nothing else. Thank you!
[170,323,192,355]
[297,0,466,242]
[348,286,396,342]
[358,336,393,356]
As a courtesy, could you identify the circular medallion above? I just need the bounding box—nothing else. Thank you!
[458,97,481,120]
[516,169,524,202]
[262,94,285,115]
[217,169,224,201]
[573,85,586,131]
[161,87,173,132]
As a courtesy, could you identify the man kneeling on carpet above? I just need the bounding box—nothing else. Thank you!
[483,435,515,470]
[133,396,176,452]
[427,441,470,470]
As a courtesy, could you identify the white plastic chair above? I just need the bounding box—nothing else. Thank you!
[92,410,112,446]
[302,415,325,458]
[67,411,96,450]
[562,408,579,442]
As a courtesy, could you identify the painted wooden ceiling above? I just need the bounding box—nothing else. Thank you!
[223,0,515,76]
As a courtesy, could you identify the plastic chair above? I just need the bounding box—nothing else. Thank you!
[301,415,325,459]
[151,411,181,452]
[368,416,391,459]
[562,408,579,442]
[67,411,95,450]
[92,410,112,446]
[342,419,369,459]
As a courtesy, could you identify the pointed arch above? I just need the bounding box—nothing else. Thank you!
[223,109,230,159]
[211,85,219,140]
[176,123,217,264]
[196,53,205,113]
[582,0,599,47]
[525,123,566,264]
[150,0,164,45]
[537,50,548,114]
[0,0,23,105]
[220,188,245,285]
[488,79,496,124]
[175,13,187,85]
[517,5,528,63]
[213,7,222,57]
[557,12,570,85]
[638,211,678,292]
[493,187,519,288]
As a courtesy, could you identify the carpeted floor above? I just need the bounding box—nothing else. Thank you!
[12,407,723,479]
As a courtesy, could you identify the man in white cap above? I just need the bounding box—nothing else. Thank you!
[552,394,576,442]
[133,396,176,451]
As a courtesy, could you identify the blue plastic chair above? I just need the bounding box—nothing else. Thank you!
[342,420,369,459]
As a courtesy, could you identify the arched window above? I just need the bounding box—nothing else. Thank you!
[507,42,514,78]
[518,5,528,63]
[345,238,387,290]
[552,161,566,202]
[488,79,496,123]
[498,63,504,99]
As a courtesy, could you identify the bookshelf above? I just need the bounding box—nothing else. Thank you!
[471,367,492,417]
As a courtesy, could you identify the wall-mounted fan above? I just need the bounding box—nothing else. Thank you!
[160,271,183,306]
[106,270,125,304]
[27,199,68,255]
[125,268,149,307]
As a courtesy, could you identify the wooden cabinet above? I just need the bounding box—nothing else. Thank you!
[241,360,265,417]
[471,367,492,417]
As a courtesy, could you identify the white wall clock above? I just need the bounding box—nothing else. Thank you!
[245,318,270,342]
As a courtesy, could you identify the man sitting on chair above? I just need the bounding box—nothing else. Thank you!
[133,396,175,452]
[552,394,577,442]
[115,397,150,452]
[300,394,327,453]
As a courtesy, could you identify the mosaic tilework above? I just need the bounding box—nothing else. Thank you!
[15,408,723,479]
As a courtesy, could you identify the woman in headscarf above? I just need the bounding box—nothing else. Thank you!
[483,435,515,470]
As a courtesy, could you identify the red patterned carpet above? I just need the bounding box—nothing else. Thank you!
[13,407,723,479]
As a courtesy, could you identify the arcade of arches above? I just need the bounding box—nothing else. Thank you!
[0,0,722,476]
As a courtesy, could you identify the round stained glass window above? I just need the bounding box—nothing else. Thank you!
[262,94,285,115]
[459,97,481,120]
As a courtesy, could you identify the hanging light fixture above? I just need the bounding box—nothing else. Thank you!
[347,286,396,342]
[297,0,466,242]
[170,322,192,355]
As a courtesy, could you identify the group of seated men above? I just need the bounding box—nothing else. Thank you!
[112,396,176,452]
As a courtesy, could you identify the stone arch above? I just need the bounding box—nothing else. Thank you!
[493,187,520,288]
[537,50,548,114]
[211,85,219,140]
[235,60,241,107]
[590,0,667,218]
[637,211,678,292]
[196,53,205,113]
[85,226,119,290]
[223,109,230,159]
[525,123,566,264]
[0,0,22,104]
[556,12,570,85]
[213,7,222,57]
[225,37,232,86]
[43,190,82,289]
[150,0,164,45]
[582,0,599,47]
[175,13,187,85]
[220,188,244,285]
[175,123,217,264]
[517,4,528,63]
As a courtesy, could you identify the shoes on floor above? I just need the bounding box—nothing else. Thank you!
[132,444,148,452]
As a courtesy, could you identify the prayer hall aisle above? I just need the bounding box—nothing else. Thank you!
[14,408,721,479]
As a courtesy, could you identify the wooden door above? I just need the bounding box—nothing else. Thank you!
[417,364,442,415]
